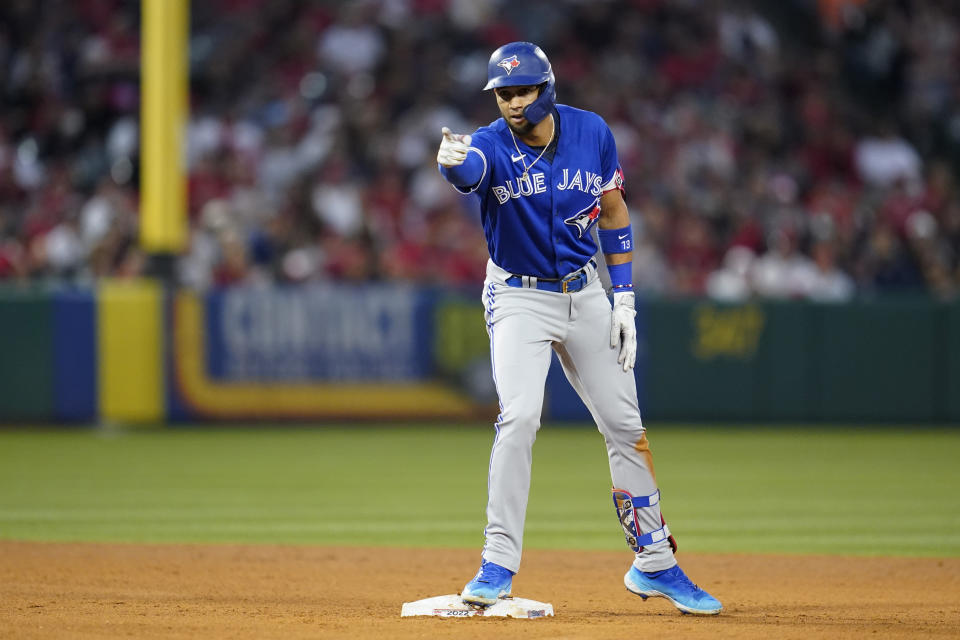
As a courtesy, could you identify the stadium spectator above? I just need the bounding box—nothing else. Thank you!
[0,0,958,301]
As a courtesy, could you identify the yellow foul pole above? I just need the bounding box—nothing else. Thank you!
[140,0,188,258]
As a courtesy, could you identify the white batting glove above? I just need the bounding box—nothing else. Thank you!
[437,127,472,167]
[610,291,637,372]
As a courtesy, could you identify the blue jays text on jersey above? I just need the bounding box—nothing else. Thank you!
[441,104,625,280]
[491,168,605,204]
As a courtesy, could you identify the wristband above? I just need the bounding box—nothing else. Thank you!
[607,262,633,291]
[597,225,633,254]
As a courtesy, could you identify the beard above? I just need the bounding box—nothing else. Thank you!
[505,116,535,136]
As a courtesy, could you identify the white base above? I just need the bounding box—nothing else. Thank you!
[401,594,554,619]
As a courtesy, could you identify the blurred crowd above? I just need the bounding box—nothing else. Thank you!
[2,0,960,300]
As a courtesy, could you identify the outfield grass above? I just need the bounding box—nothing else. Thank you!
[0,425,957,556]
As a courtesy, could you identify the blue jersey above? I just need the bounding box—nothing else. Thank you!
[447,104,624,279]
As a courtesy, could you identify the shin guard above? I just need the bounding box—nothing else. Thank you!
[612,488,677,554]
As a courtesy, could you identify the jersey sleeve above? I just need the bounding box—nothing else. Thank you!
[439,149,485,190]
[598,121,625,194]
[445,130,493,195]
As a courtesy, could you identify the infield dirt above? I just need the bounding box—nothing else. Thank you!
[1,541,957,639]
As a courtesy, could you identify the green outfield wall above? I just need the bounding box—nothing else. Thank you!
[0,284,957,423]
[0,288,54,420]
[640,297,959,422]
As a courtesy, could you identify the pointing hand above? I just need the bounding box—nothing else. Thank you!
[437,127,472,167]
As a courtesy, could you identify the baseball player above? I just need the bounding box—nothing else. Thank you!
[436,42,722,615]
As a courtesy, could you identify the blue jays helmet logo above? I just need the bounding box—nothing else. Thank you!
[564,197,601,238]
[497,55,520,75]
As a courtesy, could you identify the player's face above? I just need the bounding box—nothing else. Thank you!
[494,85,539,135]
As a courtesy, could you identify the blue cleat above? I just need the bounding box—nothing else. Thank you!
[625,564,722,615]
[461,560,514,607]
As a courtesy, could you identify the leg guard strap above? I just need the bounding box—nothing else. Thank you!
[613,488,678,554]
[635,523,671,547]
[627,490,659,508]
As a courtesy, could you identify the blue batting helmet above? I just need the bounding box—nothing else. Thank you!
[484,42,556,125]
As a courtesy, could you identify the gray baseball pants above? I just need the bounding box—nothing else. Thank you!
[479,259,675,574]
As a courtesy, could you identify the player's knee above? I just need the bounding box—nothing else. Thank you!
[498,405,543,436]
[598,417,644,442]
